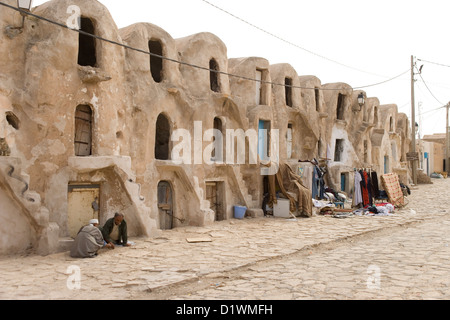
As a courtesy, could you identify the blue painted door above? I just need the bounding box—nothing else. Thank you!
[341,173,345,192]
[258,120,269,160]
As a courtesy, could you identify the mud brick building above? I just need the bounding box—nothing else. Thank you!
[0,0,412,255]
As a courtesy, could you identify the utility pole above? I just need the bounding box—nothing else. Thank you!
[410,55,418,185]
[447,102,449,174]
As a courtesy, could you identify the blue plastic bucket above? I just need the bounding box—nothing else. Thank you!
[234,206,247,219]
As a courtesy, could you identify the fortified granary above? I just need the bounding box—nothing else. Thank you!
[0,0,413,255]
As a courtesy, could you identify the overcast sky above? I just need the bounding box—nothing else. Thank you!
[31,0,450,136]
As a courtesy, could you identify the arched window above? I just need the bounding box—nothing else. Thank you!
[285,78,293,107]
[78,17,97,67]
[315,88,320,112]
[336,94,345,120]
[155,114,171,160]
[148,40,163,83]
[74,105,93,156]
[209,59,220,92]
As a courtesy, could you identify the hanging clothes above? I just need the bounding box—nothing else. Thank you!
[371,171,380,199]
[360,170,373,207]
[311,165,325,200]
[319,172,325,200]
[312,166,319,200]
[353,171,363,207]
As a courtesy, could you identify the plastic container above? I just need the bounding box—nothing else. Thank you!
[233,206,247,219]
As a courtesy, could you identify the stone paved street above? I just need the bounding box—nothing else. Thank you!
[171,212,450,300]
[0,178,449,300]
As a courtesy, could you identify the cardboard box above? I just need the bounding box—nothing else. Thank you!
[273,199,290,218]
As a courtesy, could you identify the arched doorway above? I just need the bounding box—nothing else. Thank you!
[157,181,173,230]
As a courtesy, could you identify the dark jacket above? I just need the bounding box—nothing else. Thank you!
[100,218,128,245]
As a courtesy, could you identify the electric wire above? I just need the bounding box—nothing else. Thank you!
[412,58,450,134]
[416,67,445,106]
[421,105,446,118]
[352,69,410,89]
[0,1,410,93]
[398,101,411,110]
[413,66,448,126]
[200,0,394,79]
[417,58,450,69]
[416,58,450,90]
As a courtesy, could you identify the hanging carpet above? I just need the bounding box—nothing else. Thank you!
[380,173,405,208]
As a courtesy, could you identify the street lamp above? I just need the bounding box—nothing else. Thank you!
[17,0,33,13]
[357,92,365,107]
[5,0,33,37]
[17,0,33,26]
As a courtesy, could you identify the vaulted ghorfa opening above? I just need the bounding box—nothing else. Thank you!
[285,77,293,107]
[155,113,171,160]
[78,17,97,67]
[336,93,345,120]
[149,39,163,83]
[209,59,220,93]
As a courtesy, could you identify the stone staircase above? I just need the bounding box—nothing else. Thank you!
[229,165,263,217]
[68,156,158,237]
[154,161,215,226]
[0,157,59,255]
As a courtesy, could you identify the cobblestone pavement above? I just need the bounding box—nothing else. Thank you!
[0,178,449,300]
[171,213,450,300]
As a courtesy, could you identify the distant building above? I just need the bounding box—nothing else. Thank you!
[419,133,446,175]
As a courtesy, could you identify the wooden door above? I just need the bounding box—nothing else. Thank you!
[74,105,92,156]
[158,181,173,230]
[67,185,100,238]
[206,182,224,221]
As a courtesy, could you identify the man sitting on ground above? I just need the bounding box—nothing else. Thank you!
[100,212,130,249]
